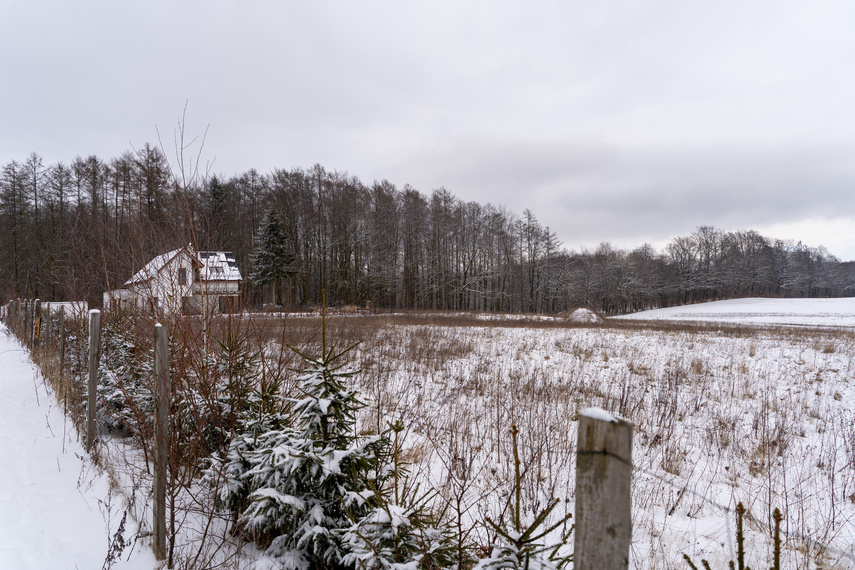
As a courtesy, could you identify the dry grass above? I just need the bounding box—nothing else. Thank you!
[7,304,855,569]
[285,309,855,569]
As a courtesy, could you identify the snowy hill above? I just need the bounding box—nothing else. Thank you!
[615,297,855,327]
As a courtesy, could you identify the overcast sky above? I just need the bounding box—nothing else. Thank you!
[2,1,854,260]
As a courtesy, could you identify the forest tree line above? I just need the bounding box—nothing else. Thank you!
[2,149,853,315]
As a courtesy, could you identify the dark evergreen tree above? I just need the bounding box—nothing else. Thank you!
[202,175,229,249]
[207,304,458,570]
[249,209,293,306]
[209,308,388,568]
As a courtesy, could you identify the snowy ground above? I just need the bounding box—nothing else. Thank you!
[615,297,855,328]
[0,325,155,569]
[344,298,855,568]
[2,298,855,569]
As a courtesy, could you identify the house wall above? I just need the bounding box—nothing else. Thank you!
[129,251,197,315]
[103,289,135,312]
[195,281,239,295]
[191,280,241,315]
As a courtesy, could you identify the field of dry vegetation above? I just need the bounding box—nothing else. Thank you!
[294,312,855,568]
[13,306,855,569]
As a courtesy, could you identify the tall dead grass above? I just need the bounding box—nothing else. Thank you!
[6,303,854,568]
[277,310,855,569]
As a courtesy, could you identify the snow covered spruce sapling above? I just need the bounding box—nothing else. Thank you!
[341,419,458,570]
[202,324,263,454]
[98,313,154,439]
[245,328,385,566]
[209,299,456,569]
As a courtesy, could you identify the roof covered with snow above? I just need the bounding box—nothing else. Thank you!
[124,248,192,286]
[124,248,241,286]
[198,251,242,282]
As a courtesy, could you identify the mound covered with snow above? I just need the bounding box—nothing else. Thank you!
[564,307,603,323]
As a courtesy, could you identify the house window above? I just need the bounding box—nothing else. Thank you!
[182,296,192,315]
[178,268,187,285]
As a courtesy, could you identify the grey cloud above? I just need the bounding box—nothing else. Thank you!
[380,139,855,252]
[3,1,855,258]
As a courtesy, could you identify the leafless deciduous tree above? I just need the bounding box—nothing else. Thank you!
[1,147,853,313]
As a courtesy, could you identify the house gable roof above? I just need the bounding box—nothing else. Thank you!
[124,248,241,287]
[198,251,242,282]
[124,247,198,286]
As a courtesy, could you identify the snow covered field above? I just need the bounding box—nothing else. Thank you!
[344,299,855,568]
[1,298,854,568]
[616,297,855,328]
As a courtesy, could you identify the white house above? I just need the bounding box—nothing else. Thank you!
[104,247,242,315]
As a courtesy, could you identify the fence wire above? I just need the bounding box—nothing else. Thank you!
[416,417,855,565]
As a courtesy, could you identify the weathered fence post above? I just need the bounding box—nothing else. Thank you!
[43,303,51,353]
[58,307,66,383]
[24,299,32,347]
[575,408,633,569]
[86,309,101,452]
[153,323,170,562]
[33,299,41,351]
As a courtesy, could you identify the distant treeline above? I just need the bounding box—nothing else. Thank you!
[2,149,853,314]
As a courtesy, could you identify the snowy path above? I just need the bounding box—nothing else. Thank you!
[0,325,155,569]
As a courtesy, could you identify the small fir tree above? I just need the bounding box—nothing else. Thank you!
[341,420,458,570]
[98,314,154,437]
[207,295,459,570]
[209,296,388,568]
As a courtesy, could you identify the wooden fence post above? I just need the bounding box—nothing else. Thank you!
[575,408,633,569]
[24,299,31,347]
[33,299,41,351]
[153,323,170,562]
[58,307,66,383]
[86,310,101,452]
[43,303,51,353]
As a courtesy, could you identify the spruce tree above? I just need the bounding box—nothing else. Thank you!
[207,298,459,570]
[210,299,387,569]
[250,208,291,306]
[476,425,573,570]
